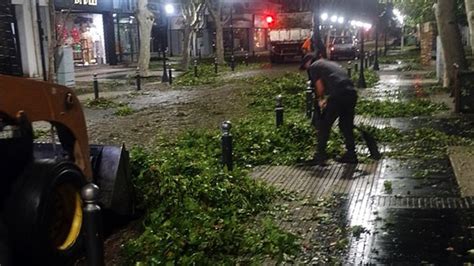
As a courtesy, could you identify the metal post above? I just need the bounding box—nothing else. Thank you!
[169,17,173,57]
[245,52,249,66]
[221,121,233,171]
[136,68,141,91]
[354,62,359,73]
[275,94,284,127]
[374,25,380,71]
[306,86,313,119]
[347,61,352,77]
[384,32,388,56]
[168,64,172,85]
[358,29,367,88]
[194,59,198,77]
[231,55,235,71]
[162,50,169,83]
[93,73,99,100]
[82,183,104,266]
[35,0,47,81]
[214,57,218,74]
[230,4,234,59]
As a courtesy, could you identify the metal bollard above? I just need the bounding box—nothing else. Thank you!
[364,53,369,69]
[275,94,284,127]
[354,62,359,73]
[135,68,141,91]
[347,61,352,77]
[93,73,99,100]
[305,86,313,119]
[231,55,235,71]
[168,64,172,85]
[162,52,169,83]
[214,57,218,74]
[245,52,249,66]
[82,183,104,266]
[221,121,233,171]
[194,59,198,77]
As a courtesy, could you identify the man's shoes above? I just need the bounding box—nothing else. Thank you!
[335,152,358,164]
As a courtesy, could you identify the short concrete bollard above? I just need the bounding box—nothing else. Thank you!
[194,59,198,77]
[93,73,99,100]
[275,94,284,127]
[82,183,104,266]
[168,64,173,85]
[135,68,141,91]
[214,57,218,74]
[231,55,235,71]
[221,121,233,171]
[305,86,313,119]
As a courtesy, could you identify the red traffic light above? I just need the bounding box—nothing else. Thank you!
[266,15,274,24]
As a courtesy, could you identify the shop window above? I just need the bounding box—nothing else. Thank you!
[56,13,107,66]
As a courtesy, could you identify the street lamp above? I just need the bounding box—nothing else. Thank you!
[165,3,175,57]
[161,3,175,83]
[358,28,367,88]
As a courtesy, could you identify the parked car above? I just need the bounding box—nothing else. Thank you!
[327,36,357,60]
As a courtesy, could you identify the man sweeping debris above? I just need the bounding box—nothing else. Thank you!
[300,53,359,165]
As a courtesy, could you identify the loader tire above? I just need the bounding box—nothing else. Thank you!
[0,215,11,266]
[4,159,86,265]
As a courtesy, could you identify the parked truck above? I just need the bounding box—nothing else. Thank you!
[269,28,311,63]
[0,76,135,265]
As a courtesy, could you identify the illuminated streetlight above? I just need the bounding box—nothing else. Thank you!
[165,3,174,14]
[338,16,344,24]
[321,13,328,21]
[330,15,337,23]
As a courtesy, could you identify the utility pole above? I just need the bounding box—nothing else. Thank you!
[312,0,326,58]
[36,0,47,81]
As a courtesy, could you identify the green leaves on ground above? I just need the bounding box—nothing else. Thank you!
[352,69,380,88]
[356,99,448,118]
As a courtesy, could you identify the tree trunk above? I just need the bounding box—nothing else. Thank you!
[47,0,56,82]
[435,1,468,88]
[215,21,225,64]
[465,0,474,51]
[136,0,154,77]
[182,26,193,69]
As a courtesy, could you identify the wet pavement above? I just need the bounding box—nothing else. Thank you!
[253,58,474,264]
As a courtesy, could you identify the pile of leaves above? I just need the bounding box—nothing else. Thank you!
[175,62,264,86]
[356,98,448,118]
[84,97,121,109]
[125,72,317,264]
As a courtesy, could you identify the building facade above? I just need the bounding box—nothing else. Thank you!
[10,0,139,78]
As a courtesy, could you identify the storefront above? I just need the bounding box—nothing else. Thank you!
[54,0,138,66]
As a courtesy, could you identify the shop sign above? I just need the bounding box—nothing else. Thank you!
[55,0,112,12]
[74,0,97,6]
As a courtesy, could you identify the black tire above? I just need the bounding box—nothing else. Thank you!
[4,159,86,265]
[0,215,11,266]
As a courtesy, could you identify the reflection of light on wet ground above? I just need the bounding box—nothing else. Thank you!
[344,160,386,264]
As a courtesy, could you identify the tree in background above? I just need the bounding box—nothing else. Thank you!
[179,0,204,70]
[136,0,154,77]
[204,0,229,65]
[435,0,468,87]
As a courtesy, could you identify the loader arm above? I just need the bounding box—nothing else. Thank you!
[0,75,93,181]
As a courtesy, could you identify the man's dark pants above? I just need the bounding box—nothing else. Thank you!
[315,89,357,157]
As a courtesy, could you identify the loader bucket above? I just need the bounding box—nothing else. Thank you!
[33,143,135,217]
